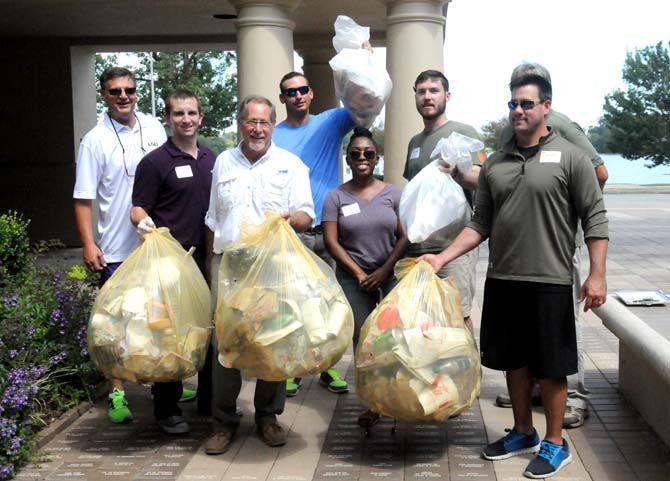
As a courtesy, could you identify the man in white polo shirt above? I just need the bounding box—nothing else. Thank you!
[73,67,167,424]
[204,95,314,455]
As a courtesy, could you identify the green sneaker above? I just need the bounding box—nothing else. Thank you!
[108,389,133,424]
[319,368,348,393]
[286,377,301,397]
[180,386,197,403]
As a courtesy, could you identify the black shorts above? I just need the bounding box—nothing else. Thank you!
[480,278,577,379]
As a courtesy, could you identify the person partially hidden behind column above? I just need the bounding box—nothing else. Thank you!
[73,67,198,425]
[203,95,315,454]
[130,88,216,434]
[494,62,609,431]
[420,72,609,479]
[322,127,408,428]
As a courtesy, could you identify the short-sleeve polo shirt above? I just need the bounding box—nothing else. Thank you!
[132,138,216,247]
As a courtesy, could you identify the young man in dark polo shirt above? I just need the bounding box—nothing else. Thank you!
[131,88,216,434]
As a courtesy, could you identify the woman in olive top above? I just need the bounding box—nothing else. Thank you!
[322,127,408,428]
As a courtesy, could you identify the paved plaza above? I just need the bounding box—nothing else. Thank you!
[17,193,670,481]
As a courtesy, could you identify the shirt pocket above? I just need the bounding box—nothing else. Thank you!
[216,173,238,211]
[261,169,290,208]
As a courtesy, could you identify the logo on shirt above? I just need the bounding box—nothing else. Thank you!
[147,141,160,147]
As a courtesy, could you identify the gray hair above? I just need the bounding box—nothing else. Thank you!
[237,95,276,124]
[510,62,552,85]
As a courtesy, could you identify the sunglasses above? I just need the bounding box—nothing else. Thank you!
[348,150,376,160]
[106,87,137,96]
[282,86,310,97]
[507,99,542,111]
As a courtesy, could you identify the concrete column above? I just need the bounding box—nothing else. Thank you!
[383,0,447,185]
[232,0,300,122]
[297,45,338,114]
[70,47,98,149]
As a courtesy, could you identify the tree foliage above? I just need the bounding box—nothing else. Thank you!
[480,117,509,151]
[587,119,613,154]
[603,41,670,166]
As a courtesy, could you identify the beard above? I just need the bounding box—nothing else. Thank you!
[419,101,446,121]
[246,137,268,152]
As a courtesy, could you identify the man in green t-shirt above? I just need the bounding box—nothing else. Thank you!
[403,70,486,333]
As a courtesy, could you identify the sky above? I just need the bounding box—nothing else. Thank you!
[442,0,670,131]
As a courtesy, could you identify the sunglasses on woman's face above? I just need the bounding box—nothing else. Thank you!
[348,150,376,160]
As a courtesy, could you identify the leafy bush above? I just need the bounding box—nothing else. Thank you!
[0,212,30,280]
[0,256,100,479]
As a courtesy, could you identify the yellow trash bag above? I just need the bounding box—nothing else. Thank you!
[87,228,212,383]
[355,258,480,421]
[216,212,354,381]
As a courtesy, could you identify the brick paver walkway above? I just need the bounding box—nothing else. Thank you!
[16,193,670,481]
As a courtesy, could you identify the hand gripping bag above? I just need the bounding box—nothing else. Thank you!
[329,16,392,127]
[88,228,212,383]
[215,212,354,381]
[355,259,481,421]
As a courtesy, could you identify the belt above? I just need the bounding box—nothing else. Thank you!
[304,224,323,235]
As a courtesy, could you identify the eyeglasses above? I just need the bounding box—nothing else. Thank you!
[282,86,310,97]
[243,119,272,128]
[105,87,137,96]
[507,99,542,111]
[108,112,146,177]
[348,150,376,160]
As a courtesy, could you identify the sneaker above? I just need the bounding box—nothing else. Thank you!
[495,393,543,408]
[158,415,190,434]
[108,389,133,424]
[319,368,348,393]
[180,386,197,403]
[257,421,287,447]
[205,428,236,455]
[524,439,572,479]
[482,428,541,460]
[563,394,589,429]
[286,377,301,397]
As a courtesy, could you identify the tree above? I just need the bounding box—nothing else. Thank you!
[587,119,612,154]
[603,41,670,166]
[480,117,509,151]
[94,53,119,115]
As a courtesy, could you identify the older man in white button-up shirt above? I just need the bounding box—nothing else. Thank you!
[204,95,314,455]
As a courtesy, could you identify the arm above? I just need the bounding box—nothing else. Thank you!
[360,219,409,291]
[74,199,106,271]
[323,220,367,284]
[595,164,608,191]
[287,211,313,232]
[450,164,481,191]
[130,206,149,226]
[204,227,214,287]
[579,237,608,311]
[418,227,484,271]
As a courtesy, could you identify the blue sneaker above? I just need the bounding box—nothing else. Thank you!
[481,427,541,460]
[523,439,572,479]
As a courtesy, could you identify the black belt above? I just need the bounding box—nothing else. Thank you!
[304,224,323,235]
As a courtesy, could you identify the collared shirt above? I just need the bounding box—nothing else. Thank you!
[73,112,167,263]
[205,141,315,254]
[132,138,216,247]
[469,129,609,285]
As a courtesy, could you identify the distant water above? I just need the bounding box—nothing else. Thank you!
[603,154,670,185]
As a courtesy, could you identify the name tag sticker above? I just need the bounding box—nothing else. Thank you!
[540,151,561,163]
[175,165,193,178]
[341,203,361,217]
[410,147,421,159]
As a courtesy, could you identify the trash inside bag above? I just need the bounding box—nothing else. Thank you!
[216,212,354,381]
[429,131,485,174]
[329,17,391,127]
[399,159,469,244]
[332,15,370,53]
[88,228,212,383]
[355,259,481,421]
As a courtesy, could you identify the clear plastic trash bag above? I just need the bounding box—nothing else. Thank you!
[329,16,392,127]
[429,131,485,174]
[355,259,481,421]
[88,228,212,383]
[215,212,354,381]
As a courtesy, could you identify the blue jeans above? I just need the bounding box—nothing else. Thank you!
[336,268,397,348]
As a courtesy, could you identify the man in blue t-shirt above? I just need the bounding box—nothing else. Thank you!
[273,71,356,397]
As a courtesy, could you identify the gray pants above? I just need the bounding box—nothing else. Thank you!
[210,254,286,429]
[569,246,588,396]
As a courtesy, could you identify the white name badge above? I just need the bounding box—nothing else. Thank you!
[175,165,194,178]
[539,151,561,163]
[341,203,361,217]
[410,147,421,159]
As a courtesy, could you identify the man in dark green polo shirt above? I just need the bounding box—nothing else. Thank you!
[420,73,609,479]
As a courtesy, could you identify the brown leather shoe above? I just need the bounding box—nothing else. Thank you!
[257,422,287,447]
[204,429,235,455]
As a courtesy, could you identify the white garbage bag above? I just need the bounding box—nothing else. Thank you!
[430,131,485,174]
[332,15,370,53]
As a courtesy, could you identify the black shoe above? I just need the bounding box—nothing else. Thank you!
[495,393,543,408]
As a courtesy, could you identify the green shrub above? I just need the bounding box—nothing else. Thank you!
[0,211,30,279]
